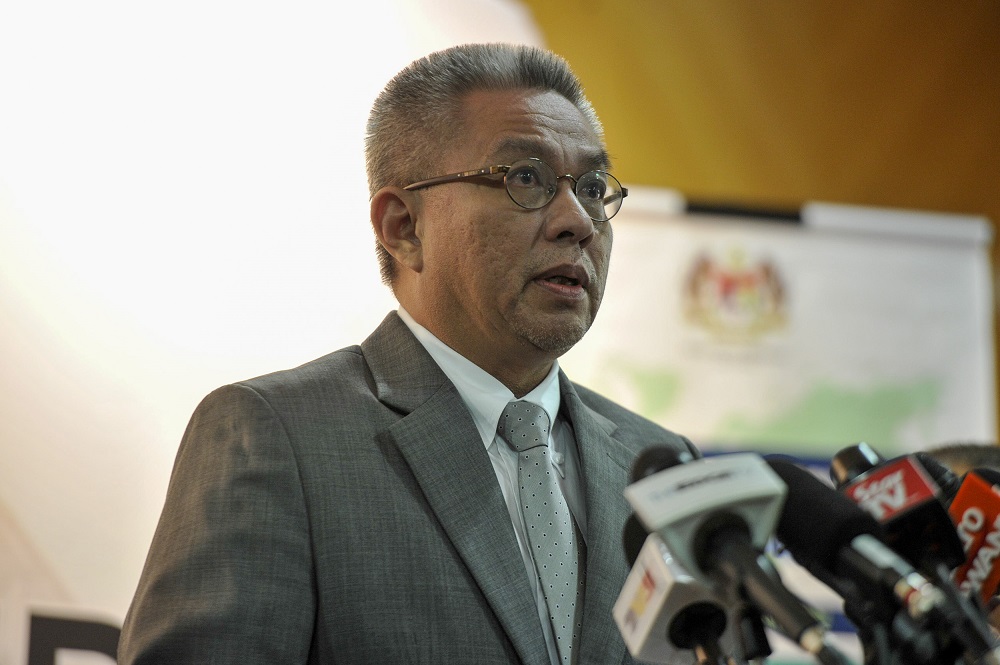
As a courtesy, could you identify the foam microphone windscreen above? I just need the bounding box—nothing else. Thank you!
[766,457,883,574]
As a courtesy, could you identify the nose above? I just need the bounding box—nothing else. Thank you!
[544,177,596,248]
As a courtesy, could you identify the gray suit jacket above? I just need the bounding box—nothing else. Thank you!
[119,312,696,664]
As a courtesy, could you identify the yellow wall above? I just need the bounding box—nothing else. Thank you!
[523,0,1000,434]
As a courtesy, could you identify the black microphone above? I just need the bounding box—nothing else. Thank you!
[829,441,885,489]
[625,450,850,664]
[631,446,696,481]
[830,443,966,576]
[624,446,694,569]
[912,451,964,499]
[770,457,944,617]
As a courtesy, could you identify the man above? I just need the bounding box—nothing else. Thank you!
[119,43,696,664]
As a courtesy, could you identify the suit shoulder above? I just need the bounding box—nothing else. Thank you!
[571,381,698,456]
[571,380,654,426]
[238,345,366,393]
[191,345,371,418]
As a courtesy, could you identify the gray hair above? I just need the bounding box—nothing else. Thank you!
[924,441,1000,473]
[364,42,603,285]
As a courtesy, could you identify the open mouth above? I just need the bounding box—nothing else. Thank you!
[542,275,580,287]
[536,264,590,291]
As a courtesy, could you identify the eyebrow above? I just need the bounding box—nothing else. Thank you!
[489,137,613,173]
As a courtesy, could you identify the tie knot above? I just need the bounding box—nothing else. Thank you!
[497,400,550,453]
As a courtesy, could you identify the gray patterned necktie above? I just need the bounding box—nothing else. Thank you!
[497,400,580,665]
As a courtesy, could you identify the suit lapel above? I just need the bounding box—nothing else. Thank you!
[362,314,550,665]
[560,375,637,665]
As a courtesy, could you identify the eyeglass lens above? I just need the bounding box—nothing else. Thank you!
[504,159,624,222]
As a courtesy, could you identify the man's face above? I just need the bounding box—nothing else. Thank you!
[411,87,613,377]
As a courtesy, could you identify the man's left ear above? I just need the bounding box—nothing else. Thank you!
[370,186,423,273]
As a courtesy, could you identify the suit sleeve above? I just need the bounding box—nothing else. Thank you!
[118,384,315,664]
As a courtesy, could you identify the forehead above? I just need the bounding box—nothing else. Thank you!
[450,88,609,172]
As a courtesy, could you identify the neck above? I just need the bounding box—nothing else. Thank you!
[498,365,553,399]
[452,339,554,398]
[398,303,556,398]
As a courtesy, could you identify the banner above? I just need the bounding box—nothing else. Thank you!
[563,188,996,459]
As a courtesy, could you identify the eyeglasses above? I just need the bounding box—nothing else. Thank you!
[403,157,628,222]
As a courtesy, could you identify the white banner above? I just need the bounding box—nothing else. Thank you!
[562,187,996,459]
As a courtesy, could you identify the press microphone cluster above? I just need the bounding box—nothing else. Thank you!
[810,443,1000,664]
[832,442,1000,607]
[614,448,851,665]
[614,444,1000,665]
[769,456,1000,664]
[830,443,966,579]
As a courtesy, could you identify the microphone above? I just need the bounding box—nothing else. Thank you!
[616,450,768,664]
[838,444,1000,608]
[770,456,1000,665]
[829,441,884,487]
[830,443,966,575]
[625,451,849,664]
[948,467,1000,606]
[854,447,1000,607]
[770,458,945,619]
[613,530,734,664]
[912,451,965,499]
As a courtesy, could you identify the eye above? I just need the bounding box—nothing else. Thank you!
[507,164,544,190]
[577,175,608,201]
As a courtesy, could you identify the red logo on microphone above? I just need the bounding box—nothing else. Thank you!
[950,473,1000,605]
[843,458,937,521]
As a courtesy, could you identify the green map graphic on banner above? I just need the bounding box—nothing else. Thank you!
[584,355,943,454]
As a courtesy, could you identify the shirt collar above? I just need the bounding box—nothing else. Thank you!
[397,307,561,448]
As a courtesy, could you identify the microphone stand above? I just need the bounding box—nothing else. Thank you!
[668,600,732,665]
[814,567,945,665]
[734,604,772,663]
[692,642,728,665]
[927,562,999,665]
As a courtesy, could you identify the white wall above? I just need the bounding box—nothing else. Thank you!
[0,2,543,659]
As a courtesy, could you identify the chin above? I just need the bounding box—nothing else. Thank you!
[521,321,590,357]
